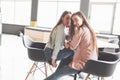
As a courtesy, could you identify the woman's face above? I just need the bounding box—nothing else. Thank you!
[72,15,83,28]
[62,13,71,27]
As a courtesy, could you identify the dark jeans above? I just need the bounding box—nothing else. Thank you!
[44,57,79,80]
[44,48,74,64]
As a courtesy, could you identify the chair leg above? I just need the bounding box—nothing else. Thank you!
[25,62,37,80]
[32,62,38,75]
[74,74,77,80]
[44,62,48,77]
[98,77,100,80]
[48,64,54,73]
[44,63,54,77]
[25,62,54,80]
[101,77,105,80]
[98,77,104,80]
[84,74,90,80]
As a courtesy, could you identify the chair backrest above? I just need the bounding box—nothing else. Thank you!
[22,35,33,48]
[115,52,120,62]
[98,51,119,61]
[22,35,47,62]
[83,51,120,77]
[22,35,46,49]
[118,36,120,51]
[99,51,120,61]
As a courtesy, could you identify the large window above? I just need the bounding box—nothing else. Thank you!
[90,0,120,35]
[0,0,1,33]
[1,1,14,24]
[113,3,120,35]
[90,3,114,33]
[1,0,31,25]
[37,0,80,28]
[37,1,57,28]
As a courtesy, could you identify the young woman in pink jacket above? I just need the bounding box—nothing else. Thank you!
[44,11,98,80]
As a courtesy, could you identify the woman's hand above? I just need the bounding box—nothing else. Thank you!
[51,59,57,67]
[68,62,84,71]
[44,46,47,50]
[64,41,70,48]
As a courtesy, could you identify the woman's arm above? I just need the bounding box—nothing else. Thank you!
[69,27,93,70]
[69,29,83,50]
[52,26,65,60]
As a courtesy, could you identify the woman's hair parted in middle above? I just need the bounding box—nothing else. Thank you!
[69,11,98,53]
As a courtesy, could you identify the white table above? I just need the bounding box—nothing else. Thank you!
[97,39,119,49]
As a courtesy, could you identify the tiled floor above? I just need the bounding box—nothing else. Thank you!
[0,34,120,80]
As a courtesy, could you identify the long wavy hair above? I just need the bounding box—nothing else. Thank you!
[69,11,98,53]
[49,11,71,44]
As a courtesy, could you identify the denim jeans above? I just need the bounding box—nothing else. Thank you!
[44,48,74,64]
[44,57,79,80]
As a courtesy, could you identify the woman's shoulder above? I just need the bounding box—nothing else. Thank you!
[81,25,89,32]
[56,24,64,30]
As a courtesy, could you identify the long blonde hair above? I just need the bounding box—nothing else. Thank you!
[69,11,98,54]
[49,11,71,44]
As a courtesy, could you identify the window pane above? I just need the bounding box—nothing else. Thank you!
[0,0,1,5]
[37,2,57,28]
[58,0,80,1]
[15,0,31,25]
[113,3,120,35]
[37,1,80,28]
[1,1,14,24]
[57,2,80,21]
[117,0,120,2]
[1,0,31,25]
[90,4,114,33]
[38,0,57,1]
[38,0,79,1]
[90,0,116,2]
[0,4,1,33]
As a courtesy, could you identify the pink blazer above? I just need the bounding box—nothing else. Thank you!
[69,26,98,70]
